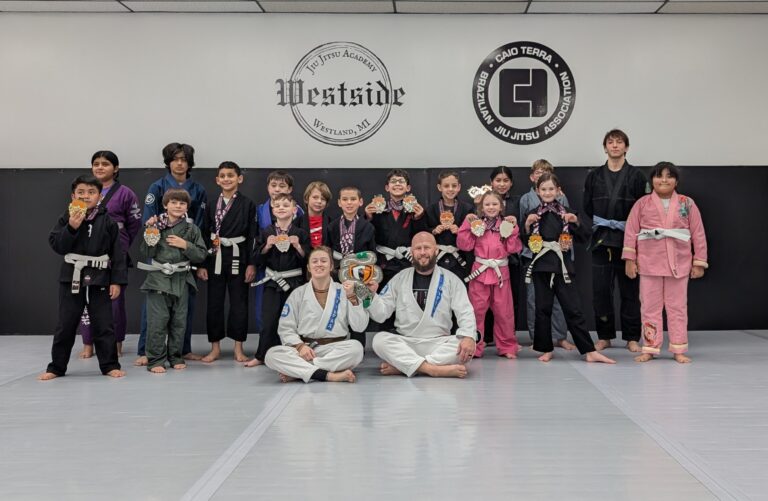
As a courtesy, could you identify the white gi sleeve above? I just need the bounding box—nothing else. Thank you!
[449,275,478,341]
[365,279,397,323]
[347,300,370,333]
[277,290,303,346]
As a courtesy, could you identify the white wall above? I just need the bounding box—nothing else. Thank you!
[0,13,766,169]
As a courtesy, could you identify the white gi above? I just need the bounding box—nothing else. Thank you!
[265,282,368,382]
[369,266,477,377]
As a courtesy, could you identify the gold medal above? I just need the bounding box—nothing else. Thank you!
[68,199,88,217]
[212,234,221,248]
[439,211,454,226]
[470,219,486,237]
[403,194,418,213]
[275,234,291,253]
[144,226,161,247]
[558,233,572,252]
[529,234,543,254]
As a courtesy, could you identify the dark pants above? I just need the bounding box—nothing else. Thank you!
[591,246,641,342]
[138,286,196,356]
[47,284,120,376]
[532,272,596,355]
[206,271,249,343]
[255,286,290,362]
[145,289,187,369]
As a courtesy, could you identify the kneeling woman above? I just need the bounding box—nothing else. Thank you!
[265,246,368,383]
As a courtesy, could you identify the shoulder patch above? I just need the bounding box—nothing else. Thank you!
[380,284,389,295]
[144,193,156,205]
[281,304,291,317]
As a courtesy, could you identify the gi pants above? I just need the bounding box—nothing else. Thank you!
[47,283,120,376]
[591,246,641,342]
[138,287,196,356]
[522,256,567,342]
[532,273,596,355]
[372,332,464,377]
[79,284,127,344]
[255,287,290,362]
[145,288,188,369]
[265,340,364,382]
[470,279,518,357]
[639,275,689,354]
[206,270,249,343]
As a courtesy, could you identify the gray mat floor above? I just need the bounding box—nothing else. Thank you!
[1,331,767,500]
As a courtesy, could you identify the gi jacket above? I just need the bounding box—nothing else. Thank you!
[522,206,590,275]
[139,221,207,297]
[252,225,310,290]
[49,207,128,287]
[425,199,475,270]
[201,193,258,271]
[325,216,376,257]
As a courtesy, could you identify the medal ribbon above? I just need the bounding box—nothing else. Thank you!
[339,216,357,255]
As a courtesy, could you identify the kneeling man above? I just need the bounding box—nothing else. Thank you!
[369,232,477,378]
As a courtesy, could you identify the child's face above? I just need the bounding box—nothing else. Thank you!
[215,168,243,193]
[604,136,628,160]
[491,173,512,195]
[652,169,678,198]
[308,251,332,279]
[338,190,363,217]
[169,152,190,178]
[306,189,328,214]
[91,157,117,184]
[71,184,101,209]
[437,176,460,201]
[267,179,292,198]
[164,199,188,219]
[384,175,410,198]
[537,180,558,203]
[271,199,296,220]
[529,168,546,185]
[481,196,501,218]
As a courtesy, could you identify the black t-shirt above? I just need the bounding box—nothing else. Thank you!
[412,271,433,311]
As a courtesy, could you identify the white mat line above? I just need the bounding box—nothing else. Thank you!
[742,330,768,341]
[0,369,43,388]
[569,360,748,501]
[181,384,301,501]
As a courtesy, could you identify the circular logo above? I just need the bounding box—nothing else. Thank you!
[277,42,405,146]
[472,41,575,145]
[144,193,155,206]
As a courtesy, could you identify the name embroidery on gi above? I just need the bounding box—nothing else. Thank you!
[281,304,291,317]
[325,288,341,331]
[430,272,445,318]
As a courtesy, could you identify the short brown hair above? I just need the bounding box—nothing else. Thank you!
[271,193,296,205]
[304,181,332,203]
[437,170,460,183]
[162,188,191,207]
[603,129,629,148]
[267,170,294,187]
[338,186,362,199]
[531,159,554,173]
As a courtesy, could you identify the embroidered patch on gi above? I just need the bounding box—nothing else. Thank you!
[281,304,291,317]
[144,193,155,206]
[380,284,389,295]
[642,321,657,347]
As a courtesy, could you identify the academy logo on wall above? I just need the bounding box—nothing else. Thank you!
[472,42,575,145]
[276,42,405,146]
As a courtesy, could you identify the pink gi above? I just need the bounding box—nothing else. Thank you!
[622,192,708,354]
[457,218,522,357]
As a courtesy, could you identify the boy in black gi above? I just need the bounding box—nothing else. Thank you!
[39,175,127,380]
[198,162,257,363]
[245,194,309,366]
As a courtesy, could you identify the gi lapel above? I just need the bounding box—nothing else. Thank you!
[602,163,629,220]
[410,269,444,333]
[314,282,343,337]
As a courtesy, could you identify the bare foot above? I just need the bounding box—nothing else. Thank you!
[595,339,612,351]
[674,353,691,364]
[634,353,655,363]
[327,369,356,383]
[279,373,299,383]
[555,339,576,351]
[37,372,58,381]
[134,355,148,367]
[380,362,404,376]
[201,349,220,364]
[79,344,94,359]
[503,352,517,359]
[106,369,126,378]
[149,366,166,373]
[538,352,554,363]
[586,351,617,364]
[244,358,263,368]
[626,340,641,353]
[234,342,251,363]
[183,352,203,361]
[172,363,186,370]
[423,363,468,378]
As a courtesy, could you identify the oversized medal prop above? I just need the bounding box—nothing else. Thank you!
[338,251,383,308]
[470,218,486,237]
[68,199,88,218]
[467,184,492,199]
[500,220,515,239]
[144,226,161,247]
[275,234,291,253]
[371,195,387,214]
[439,211,455,226]
[402,194,418,213]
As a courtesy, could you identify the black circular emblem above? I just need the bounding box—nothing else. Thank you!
[472,41,576,145]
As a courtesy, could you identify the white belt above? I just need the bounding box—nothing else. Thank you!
[117,222,125,229]
[251,267,303,291]
[64,253,110,294]
[464,257,508,287]
[436,244,466,267]
[212,234,246,275]
[138,259,191,276]
[376,245,411,261]
[525,241,570,287]
[637,228,691,242]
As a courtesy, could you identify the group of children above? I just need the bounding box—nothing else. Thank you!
[39,129,709,380]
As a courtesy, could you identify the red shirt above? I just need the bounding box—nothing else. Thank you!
[309,215,324,248]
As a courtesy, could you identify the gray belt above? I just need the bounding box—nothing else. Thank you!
[212,234,246,275]
[138,259,191,276]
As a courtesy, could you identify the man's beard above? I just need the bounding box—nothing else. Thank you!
[413,253,438,274]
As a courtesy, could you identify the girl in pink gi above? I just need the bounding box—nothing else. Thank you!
[457,191,522,358]
[622,162,708,363]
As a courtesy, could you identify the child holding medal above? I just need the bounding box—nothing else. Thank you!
[457,191,522,358]
[426,170,474,280]
[523,173,615,364]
